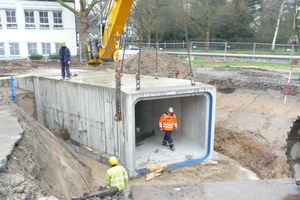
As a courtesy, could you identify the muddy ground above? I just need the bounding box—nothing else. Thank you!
[0,51,300,199]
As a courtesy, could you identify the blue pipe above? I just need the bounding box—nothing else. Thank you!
[10,75,16,103]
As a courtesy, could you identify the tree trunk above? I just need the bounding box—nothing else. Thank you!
[78,12,89,56]
[271,0,286,51]
[148,25,151,47]
[205,29,210,51]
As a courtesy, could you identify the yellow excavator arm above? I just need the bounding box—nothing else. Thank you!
[87,0,134,66]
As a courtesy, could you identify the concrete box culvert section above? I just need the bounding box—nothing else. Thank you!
[2,71,216,177]
[134,93,215,173]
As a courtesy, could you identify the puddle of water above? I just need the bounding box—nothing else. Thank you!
[217,87,236,94]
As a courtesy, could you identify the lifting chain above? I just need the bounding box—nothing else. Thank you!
[136,44,141,90]
[114,59,122,122]
[120,20,129,74]
[136,3,145,90]
[180,0,195,86]
[114,33,122,122]
[113,21,129,122]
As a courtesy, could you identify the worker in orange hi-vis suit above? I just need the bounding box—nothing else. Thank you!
[158,107,178,151]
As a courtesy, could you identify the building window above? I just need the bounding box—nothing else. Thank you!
[42,43,51,54]
[53,11,63,28]
[55,43,60,53]
[39,11,49,28]
[9,43,19,55]
[0,43,4,55]
[25,11,36,28]
[28,43,37,54]
[6,10,17,28]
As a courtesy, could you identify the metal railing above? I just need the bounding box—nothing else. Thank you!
[76,41,300,64]
[123,41,300,55]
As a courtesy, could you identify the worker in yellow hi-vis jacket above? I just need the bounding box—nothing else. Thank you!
[105,156,128,190]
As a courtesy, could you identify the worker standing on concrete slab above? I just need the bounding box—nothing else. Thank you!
[105,156,128,190]
[58,41,71,80]
[159,107,178,151]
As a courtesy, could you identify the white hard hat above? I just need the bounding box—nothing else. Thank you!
[168,107,174,112]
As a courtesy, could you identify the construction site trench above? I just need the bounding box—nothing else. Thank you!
[1,50,300,199]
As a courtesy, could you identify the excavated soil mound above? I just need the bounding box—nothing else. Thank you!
[122,50,192,79]
[0,92,92,200]
[214,127,291,180]
[195,65,300,95]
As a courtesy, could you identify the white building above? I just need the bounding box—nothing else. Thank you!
[0,0,77,60]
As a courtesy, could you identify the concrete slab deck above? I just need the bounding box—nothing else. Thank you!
[135,133,206,170]
[45,70,215,92]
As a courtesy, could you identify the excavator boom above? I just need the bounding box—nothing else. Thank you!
[87,0,134,66]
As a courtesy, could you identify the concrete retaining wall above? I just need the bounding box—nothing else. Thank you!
[0,76,34,91]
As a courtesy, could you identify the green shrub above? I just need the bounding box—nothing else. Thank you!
[48,52,59,59]
[29,53,43,60]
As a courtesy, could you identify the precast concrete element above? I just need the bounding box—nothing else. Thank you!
[0,76,34,91]
[0,109,23,170]
[19,71,215,177]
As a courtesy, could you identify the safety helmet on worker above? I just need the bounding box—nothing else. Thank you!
[168,107,174,113]
[60,41,66,44]
[109,156,118,165]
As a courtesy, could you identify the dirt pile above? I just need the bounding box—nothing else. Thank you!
[0,92,92,200]
[0,60,57,74]
[213,86,300,181]
[214,127,291,180]
[0,59,89,75]
[122,50,192,79]
[195,65,300,95]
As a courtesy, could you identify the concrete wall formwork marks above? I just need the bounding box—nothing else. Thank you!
[20,73,216,177]
[35,78,125,157]
[0,76,34,92]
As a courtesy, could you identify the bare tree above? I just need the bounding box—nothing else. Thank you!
[271,0,287,51]
[291,1,300,45]
[162,0,185,41]
[256,0,294,43]
[189,0,227,50]
[132,0,156,46]
[214,0,254,41]
[56,0,105,55]
[132,0,167,45]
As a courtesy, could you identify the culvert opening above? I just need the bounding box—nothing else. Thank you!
[134,93,213,171]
